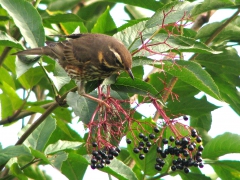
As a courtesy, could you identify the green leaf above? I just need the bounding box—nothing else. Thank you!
[191,0,239,16]
[111,77,159,97]
[211,160,240,180]
[190,113,212,132]
[66,92,98,124]
[51,62,71,91]
[0,30,23,49]
[49,151,68,170]
[196,47,240,75]
[10,163,28,180]
[48,0,80,11]
[179,171,211,180]
[202,133,240,159]
[146,1,195,28]
[24,116,56,151]
[97,158,138,180]
[163,60,221,100]
[91,6,117,34]
[167,96,219,117]
[0,145,31,166]
[106,0,163,11]
[44,140,82,155]
[30,148,50,164]
[61,22,88,34]
[62,153,88,180]
[18,66,45,89]
[43,13,84,23]
[0,0,44,47]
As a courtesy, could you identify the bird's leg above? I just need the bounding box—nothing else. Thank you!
[77,81,110,108]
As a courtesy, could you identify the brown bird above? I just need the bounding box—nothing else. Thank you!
[13,33,134,103]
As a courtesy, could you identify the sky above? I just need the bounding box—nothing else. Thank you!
[0,2,240,180]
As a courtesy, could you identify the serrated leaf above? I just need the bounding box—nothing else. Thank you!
[62,153,88,180]
[44,140,82,155]
[66,92,98,124]
[111,77,159,97]
[211,160,240,180]
[0,145,31,166]
[167,96,219,117]
[191,0,238,16]
[24,116,56,151]
[91,6,117,34]
[0,0,44,47]
[162,60,221,100]
[146,1,195,28]
[30,148,50,164]
[49,151,68,170]
[43,13,84,23]
[0,30,23,49]
[202,133,240,159]
[51,62,71,91]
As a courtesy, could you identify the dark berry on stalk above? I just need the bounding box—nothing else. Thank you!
[146,141,152,147]
[164,148,169,155]
[92,150,98,156]
[182,158,187,166]
[126,139,132,144]
[177,157,182,163]
[182,137,189,145]
[184,167,190,173]
[174,149,180,156]
[157,147,162,153]
[171,165,177,171]
[193,161,198,167]
[96,163,102,169]
[101,153,107,159]
[139,154,145,160]
[101,159,106,164]
[188,144,194,151]
[96,155,102,160]
[115,147,121,153]
[154,127,160,133]
[149,133,155,139]
[168,146,174,155]
[162,138,168,144]
[169,136,175,142]
[91,163,96,169]
[92,142,98,147]
[191,129,197,137]
[156,158,165,166]
[183,115,188,121]
[176,164,183,170]
[199,162,204,168]
[91,158,97,164]
[161,152,167,158]
[183,150,189,157]
[191,142,197,148]
[155,164,162,171]
[175,139,181,146]
[139,141,144,146]
[133,148,140,153]
[143,136,148,142]
[196,151,202,156]
[108,154,113,160]
[198,145,204,151]
[138,146,144,150]
[187,158,194,167]
[143,147,149,153]
[112,150,119,157]
[105,159,111,164]
[196,156,202,162]
[196,136,202,143]
[139,133,144,139]
[172,159,177,165]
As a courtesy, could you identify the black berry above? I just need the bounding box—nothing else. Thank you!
[139,133,144,139]
[126,139,132,144]
[149,133,155,139]
[157,147,162,153]
[154,127,160,133]
[139,154,145,160]
[146,141,152,147]
[155,164,162,171]
[162,138,168,144]
[196,136,202,143]
[198,145,204,151]
[171,165,177,171]
[143,147,149,153]
[184,167,189,173]
[133,148,140,153]
[92,142,98,147]
[183,115,188,121]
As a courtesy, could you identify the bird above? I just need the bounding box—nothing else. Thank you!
[13,33,134,104]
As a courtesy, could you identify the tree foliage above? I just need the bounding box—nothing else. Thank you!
[0,0,240,179]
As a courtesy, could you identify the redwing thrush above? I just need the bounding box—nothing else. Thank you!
[13,33,134,99]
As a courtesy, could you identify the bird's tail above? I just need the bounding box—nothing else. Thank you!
[12,46,52,56]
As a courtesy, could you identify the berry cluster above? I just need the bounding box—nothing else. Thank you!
[126,127,159,160]
[90,142,120,169]
[127,127,204,173]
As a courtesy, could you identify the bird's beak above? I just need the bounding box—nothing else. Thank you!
[127,69,134,80]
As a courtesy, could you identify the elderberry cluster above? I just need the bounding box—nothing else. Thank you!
[90,142,120,169]
[126,127,159,160]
